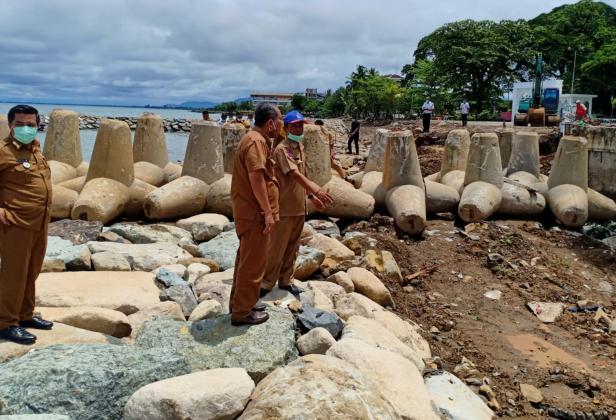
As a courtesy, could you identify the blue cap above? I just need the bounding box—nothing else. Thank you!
[284,110,305,125]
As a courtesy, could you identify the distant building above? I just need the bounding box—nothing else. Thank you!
[304,88,326,101]
[250,92,294,106]
[384,74,403,83]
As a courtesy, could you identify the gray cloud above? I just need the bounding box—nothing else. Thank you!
[0,0,595,105]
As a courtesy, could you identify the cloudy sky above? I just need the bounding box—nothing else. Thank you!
[0,0,603,105]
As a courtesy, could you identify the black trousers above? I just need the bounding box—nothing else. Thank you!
[462,114,468,127]
[422,113,431,132]
[347,136,359,154]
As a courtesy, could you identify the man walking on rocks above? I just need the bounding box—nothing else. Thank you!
[422,96,435,133]
[0,105,54,344]
[347,119,360,155]
[261,111,334,297]
[229,103,282,326]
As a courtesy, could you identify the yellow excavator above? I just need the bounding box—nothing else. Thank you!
[514,53,561,127]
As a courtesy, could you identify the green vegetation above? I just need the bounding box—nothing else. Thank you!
[309,0,616,119]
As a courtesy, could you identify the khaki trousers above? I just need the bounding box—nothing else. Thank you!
[262,215,304,291]
[0,224,48,329]
[230,218,270,320]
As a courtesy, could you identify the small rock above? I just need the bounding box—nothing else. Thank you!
[598,280,614,295]
[364,249,403,284]
[484,290,502,300]
[430,326,440,334]
[155,268,186,288]
[123,368,254,420]
[520,383,543,403]
[42,258,66,273]
[479,384,501,411]
[347,267,394,307]
[185,263,211,284]
[160,284,198,317]
[296,327,336,355]
[326,271,354,293]
[97,231,131,244]
[307,219,341,239]
[92,251,131,271]
[188,299,222,321]
[153,264,187,279]
[297,304,344,338]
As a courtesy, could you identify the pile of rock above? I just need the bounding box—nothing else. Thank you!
[38,113,197,133]
[0,215,496,419]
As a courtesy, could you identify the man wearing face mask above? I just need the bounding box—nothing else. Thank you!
[261,111,335,297]
[0,105,53,345]
[229,103,282,326]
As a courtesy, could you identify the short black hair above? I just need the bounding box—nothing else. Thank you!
[202,110,209,115]
[314,119,324,126]
[254,103,278,127]
[8,104,40,125]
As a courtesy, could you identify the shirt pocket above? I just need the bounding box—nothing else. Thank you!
[4,163,30,184]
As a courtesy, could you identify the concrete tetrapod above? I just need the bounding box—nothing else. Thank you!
[48,160,78,184]
[381,130,426,234]
[124,179,157,218]
[205,174,233,218]
[359,171,386,207]
[464,133,504,188]
[588,188,616,221]
[134,161,165,187]
[0,115,8,140]
[222,123,246,173]
[386,185,426,234]
[86,119,135,187]
[182,121,224,185]
[507,131,540,178]
[364,128,389,172]
[72,178,130,224]
[58,176,86,193]
[459,181,503,223]
[440,169,466,196]
[496,128,514,170]
[51,185,79,219]
[547,184,589,228]
[144,176,209,221]
[439,129,470,179]
[76,161,89,177]
[499,181,546,216]
[163,162,183,183]
[308,176,375,219]
[133,113,169,168]
[425,180,460,214]
[382,130,424,191]
[303,124,332,187]
[548,136,588,191]
[575,126,616,199]
[43,109,83,168]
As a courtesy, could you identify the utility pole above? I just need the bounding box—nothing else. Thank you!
[571,49,577,95]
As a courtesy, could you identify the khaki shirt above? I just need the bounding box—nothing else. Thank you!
[0,137,52,231]
[231,129,279,221]
[273,138,306,217]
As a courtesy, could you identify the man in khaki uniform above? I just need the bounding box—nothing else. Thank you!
[261,111,334,296]
[229,103,282,326]
[0,105,54,345]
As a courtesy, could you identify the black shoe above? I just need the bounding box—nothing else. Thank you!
[231,311,269,326]
[280,284,302,296]
[19,317,53,330]
[229,301,267,313]
[259,288,270,298]
[0,326,37,345]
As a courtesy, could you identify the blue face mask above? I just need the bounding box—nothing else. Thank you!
[13,126,38,144]
[288,133,304,143]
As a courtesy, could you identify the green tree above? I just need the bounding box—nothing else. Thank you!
[529,0,616,113]
[408,19,534,114]
[290,94,308,111]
